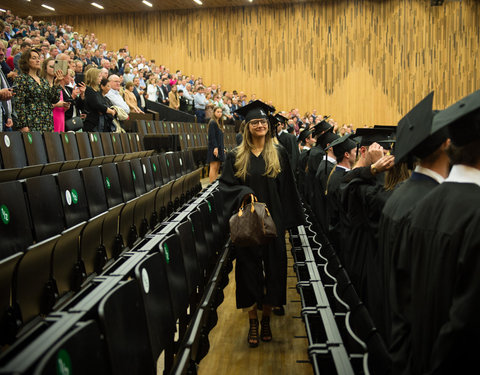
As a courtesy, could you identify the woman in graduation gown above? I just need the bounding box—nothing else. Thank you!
[219,100,305,348]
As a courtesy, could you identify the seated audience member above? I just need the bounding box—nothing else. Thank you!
[13,48,62,132]
[105,74,130,115]
[169,84,180,110]
[124,81,144,114]
[84,68,116,132]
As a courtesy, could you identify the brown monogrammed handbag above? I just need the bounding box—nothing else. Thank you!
[229,194,277,247]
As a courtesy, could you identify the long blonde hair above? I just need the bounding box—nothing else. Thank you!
[234,120,281,181]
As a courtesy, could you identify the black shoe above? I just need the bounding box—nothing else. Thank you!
[273,306,285,316]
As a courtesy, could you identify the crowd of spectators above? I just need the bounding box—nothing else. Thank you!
[0,9,358,135]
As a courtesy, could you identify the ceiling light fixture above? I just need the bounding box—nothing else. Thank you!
[0,8,6,12]
[41,4,55,11]
[193,0,203,5]
[142,0,153,6]
[91,2,104,9]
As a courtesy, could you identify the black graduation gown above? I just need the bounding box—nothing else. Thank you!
[219,145,305,309]
[306,146,326,207]
[378,172,439,366]
[296,148,311,198]
[277,132,300,174]
[313,158,336,234]
[339,167,391,336]
[325,166,348,254]
[400,182,480,375]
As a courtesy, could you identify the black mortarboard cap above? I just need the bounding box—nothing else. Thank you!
[297,129,312,144]
[312,120,333,137]
[431,89,480,147]
[235,100,275,123]
[395,92,448,163]
[326,133,357,156]
[275,113,289,124]
[319,132,339,150]
[354,127,396,147]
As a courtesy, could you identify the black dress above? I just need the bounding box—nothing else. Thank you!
[398,180,480,375]
[206,120,225,163]
[378,172,439,361]
[277,131,300,173]
[83,86,110,132]
[219,145,305,308]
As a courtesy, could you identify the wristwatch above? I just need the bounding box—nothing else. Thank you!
[370,164,377,175]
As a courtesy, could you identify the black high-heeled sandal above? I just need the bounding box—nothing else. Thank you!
[261,316,272,342]
[248,318,259,348]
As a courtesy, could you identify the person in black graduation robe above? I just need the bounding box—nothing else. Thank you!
[277,129,299,174]
[296,147,311,198]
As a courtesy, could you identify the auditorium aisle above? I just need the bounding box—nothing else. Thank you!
[195,235,313,375]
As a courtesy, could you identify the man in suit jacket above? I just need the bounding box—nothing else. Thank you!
[0,44,15,131]
[158,77,170,105]
[91,49,102,67]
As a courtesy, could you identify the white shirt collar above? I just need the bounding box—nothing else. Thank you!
[323,154,337,164]
[414,165,445,184]
[445,164,480,187]
[336,164,350,171]
[303,146,311,151]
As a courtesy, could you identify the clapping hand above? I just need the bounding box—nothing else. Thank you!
[54,69,65,83]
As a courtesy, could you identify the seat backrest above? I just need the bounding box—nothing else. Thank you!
[25,175,65,241]
[156,153,170,185]
[164,153,176,181]
[75,132,94,159]
[111,133,124,155]
[98,279,155,375]
[175,220,201,296]
[137,120,148,135]
[130,158,147,197]
[128,133,139,153]
[57,169,90,227]
[43,132,66,163]
[100,132,114,156]
[81,166,108,217]
[187,210,210,274]
[0,132,28,168]
[0,180,34,259]
[100,163,124,208]
[134,253,176,361]
[88,132,104,157]
[119,133,132,154]
[140,157,155,191]
[61,132,81,161]
[22,132,48,166]
[149,155,163,188]
[116,161,136,202]
[33,320,109,375]
[158,233,189,321]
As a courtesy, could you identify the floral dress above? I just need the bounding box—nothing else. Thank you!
[13,73,60,132]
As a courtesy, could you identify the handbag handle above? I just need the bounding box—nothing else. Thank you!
[238,194,257,216]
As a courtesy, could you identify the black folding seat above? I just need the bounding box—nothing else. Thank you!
[99,163,123,209]
[0,252,23,345]
[76,132,103,166]
[128,133,140,153]
[100,132,115,158]
[149,155,163,187]
[140,157,155,191]
[130,158,147,197]
[157,153,171,184]
[119,132,132,154]
[145,120,156,134]
[81,166,108,218]
[134,253,176,373]
[197,200,219,260]
[164,153,176,181]
[32,320,109,374]
[116,161,139,248]
[187,210,211,281]
[98,279,155,375]
[25,174,65,242]
[0,131,41,180]
[89,131,114,164]
[154,121,163,134]
[161,121,172,134]
[170,175,186,210]
[110,133,124,156]
[0,180,34,259]
[116,160,136,202]
[153,182,173,224]
[56,169,89,228]
[61,132,90,168]
[22,132,62,175]
[137,120,148,135]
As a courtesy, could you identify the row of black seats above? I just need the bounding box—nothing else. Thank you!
[289,204,391,375]
[0,182,232,375]
[0,150,201,346]
[0,131,156,183]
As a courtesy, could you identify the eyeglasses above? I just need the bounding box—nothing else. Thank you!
[249,119,268,127]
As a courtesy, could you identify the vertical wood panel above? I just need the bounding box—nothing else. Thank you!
[53,0,480,125]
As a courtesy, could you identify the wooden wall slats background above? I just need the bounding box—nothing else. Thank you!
[52,0,480,125]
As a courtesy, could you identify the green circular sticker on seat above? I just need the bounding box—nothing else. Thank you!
[153,163,157,172]
[191,224,195,233]
[164,243,170,264]
[207,201,212,212]
[105,177,111,189]
[94,134,98,142]
[112,135,116,143]
[147,122,151,127]
[56,349,72,375]
[71,189,78,204]
[64,134,69,143]
[1,204,10,225]
[132,170,136,181]
[27,133,33,144]
[166,160,170,167]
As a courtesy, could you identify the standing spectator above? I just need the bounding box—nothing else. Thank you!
[63,69,86,125]
[158,77,170,105]
[207,106,225,183]
[132,76,145,111]
[194,86,207,123]
[124,81,144,114]
[13,48,62,132]
[83,68,116,132]
[168,84,180,110]
[178,90,188,113]
[146,76,158,102]
[13,41,31,72]
[105,74,130,115]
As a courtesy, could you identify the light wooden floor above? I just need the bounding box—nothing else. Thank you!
[197,240,313,375]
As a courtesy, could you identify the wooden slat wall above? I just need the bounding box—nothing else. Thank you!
[52,0,480,126]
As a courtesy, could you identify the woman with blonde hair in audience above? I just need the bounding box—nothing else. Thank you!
[83,68,116,132]
[146,76,158,102]
[168,84,180,110]
[124,81,144,114]
[207,106,226,183]
[13,49,63,132]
